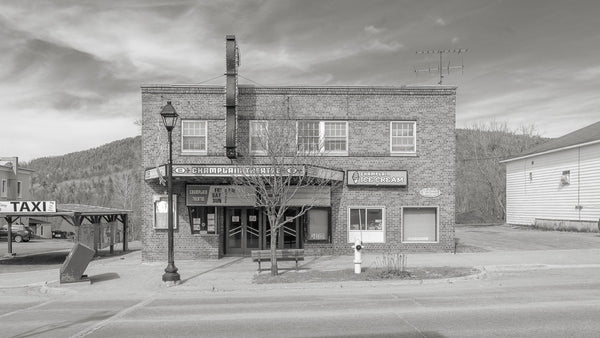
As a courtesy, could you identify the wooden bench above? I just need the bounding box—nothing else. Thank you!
[251,249,304,272]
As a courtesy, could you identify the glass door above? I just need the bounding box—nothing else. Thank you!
[226,208,243,255]
[226,208,262,256]
[263,209,301,249]
[246,208,260,251]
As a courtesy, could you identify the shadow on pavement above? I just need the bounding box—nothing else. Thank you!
[0,251,68,266]
[90,272,120,283]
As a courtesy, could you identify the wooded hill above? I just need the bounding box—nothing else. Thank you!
[26,136,142,238]
[22,126,548,229]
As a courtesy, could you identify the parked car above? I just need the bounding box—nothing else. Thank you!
[0,224,33,242]
[52,230,73,239]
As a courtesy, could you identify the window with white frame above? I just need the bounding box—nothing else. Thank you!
[181,120,207,154]
[390,121,416,154]
[348,207,385,243]
[297,121,348,155]
[249,121,268,155]
[17,181,22,198]
[1,179,6,197]
[402,207,438,243]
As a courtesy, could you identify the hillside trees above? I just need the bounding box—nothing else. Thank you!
[28,136,143,239]
[456,122,547,223]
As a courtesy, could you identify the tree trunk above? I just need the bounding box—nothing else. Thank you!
[269,216,278,276]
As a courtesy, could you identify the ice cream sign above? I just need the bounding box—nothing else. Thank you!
[346,170,407,187]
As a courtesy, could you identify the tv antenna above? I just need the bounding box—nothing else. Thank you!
[415,49,468,85]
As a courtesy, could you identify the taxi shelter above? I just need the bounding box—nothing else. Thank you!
[1,203,130,256]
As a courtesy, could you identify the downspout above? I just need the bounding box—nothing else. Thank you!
[577,147,581,221]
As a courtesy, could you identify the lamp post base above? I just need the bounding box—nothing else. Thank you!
[162,263,180,284]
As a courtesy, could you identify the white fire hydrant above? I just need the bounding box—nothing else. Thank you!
[353,239,363,274]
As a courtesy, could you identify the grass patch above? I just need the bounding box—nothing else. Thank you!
[254,266,479,284]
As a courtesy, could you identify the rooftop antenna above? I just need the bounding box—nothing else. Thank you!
[415,49,468,84]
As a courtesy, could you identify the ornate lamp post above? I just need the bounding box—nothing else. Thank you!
[160,101,180,283]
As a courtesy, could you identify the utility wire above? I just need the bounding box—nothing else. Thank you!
[197,74,225,84]
[239,74,266,87]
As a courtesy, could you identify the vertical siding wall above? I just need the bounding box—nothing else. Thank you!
[141,85,456,260]
[505,143,600,225]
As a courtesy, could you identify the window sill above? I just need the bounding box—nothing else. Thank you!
[402,240,439,244]
[181,151,207,156]
[192,232,218,236]
[390,152,417,157]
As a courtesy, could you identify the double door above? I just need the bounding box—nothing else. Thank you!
[225,207,300,256]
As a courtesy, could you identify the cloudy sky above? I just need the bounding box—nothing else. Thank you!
[2,0,599,161]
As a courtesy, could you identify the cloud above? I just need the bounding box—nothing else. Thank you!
[364,25,384,34]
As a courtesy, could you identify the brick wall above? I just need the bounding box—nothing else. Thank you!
[141,85,456,260]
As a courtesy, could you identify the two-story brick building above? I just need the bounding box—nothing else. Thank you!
[1,159,34,228]
[141,38,456,261]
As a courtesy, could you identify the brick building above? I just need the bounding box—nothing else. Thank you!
[141,38,456,261]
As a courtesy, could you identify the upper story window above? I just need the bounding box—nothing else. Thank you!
[1,179,6,198]
[17,181,22,198]
[390,121,416,155]
[297,121,348,155]
[181,120,207,154]
[250,121,268,155]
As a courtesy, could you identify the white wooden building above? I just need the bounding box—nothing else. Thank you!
[501,121,600,231]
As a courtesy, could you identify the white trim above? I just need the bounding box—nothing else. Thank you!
[321,121,348,155]
[347,206,386,243]
[401,206,439,243]
[296,120,349,156]
[500,139,600,163]
[390,121,417,155]
[181,120,208,155]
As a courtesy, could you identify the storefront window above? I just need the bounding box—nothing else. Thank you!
[402,207,438,243]
[189,206,217,234]
[348,207,385,243]
[305,208,330,242]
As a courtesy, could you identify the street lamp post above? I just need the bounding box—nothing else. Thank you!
[160,101,180,284]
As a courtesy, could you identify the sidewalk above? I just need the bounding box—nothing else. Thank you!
[2,246,600,294]
[2,224,600,294]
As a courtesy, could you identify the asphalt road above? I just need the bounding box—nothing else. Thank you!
[2,267,600,337]
[2,226,600,337]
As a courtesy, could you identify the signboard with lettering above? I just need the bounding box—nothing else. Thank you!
[419,188,441,198]
[0,201,56,213]
[173,165,305,177]
[153,195,177,229]
[186,185,256,206]
[346,170,407,186]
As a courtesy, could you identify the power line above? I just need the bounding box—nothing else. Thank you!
[239,74,266,87]
[197,74,225,85]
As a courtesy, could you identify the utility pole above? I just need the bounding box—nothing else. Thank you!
[415,49,468,85]
[1,157,18,257]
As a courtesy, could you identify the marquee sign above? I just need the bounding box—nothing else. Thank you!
[172,165,305,177]
[346,170,407,187]
[0,201,57,213]
[186,185,256,206]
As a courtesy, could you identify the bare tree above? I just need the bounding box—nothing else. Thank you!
[233,120,342,275]
[456,121,545,223]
